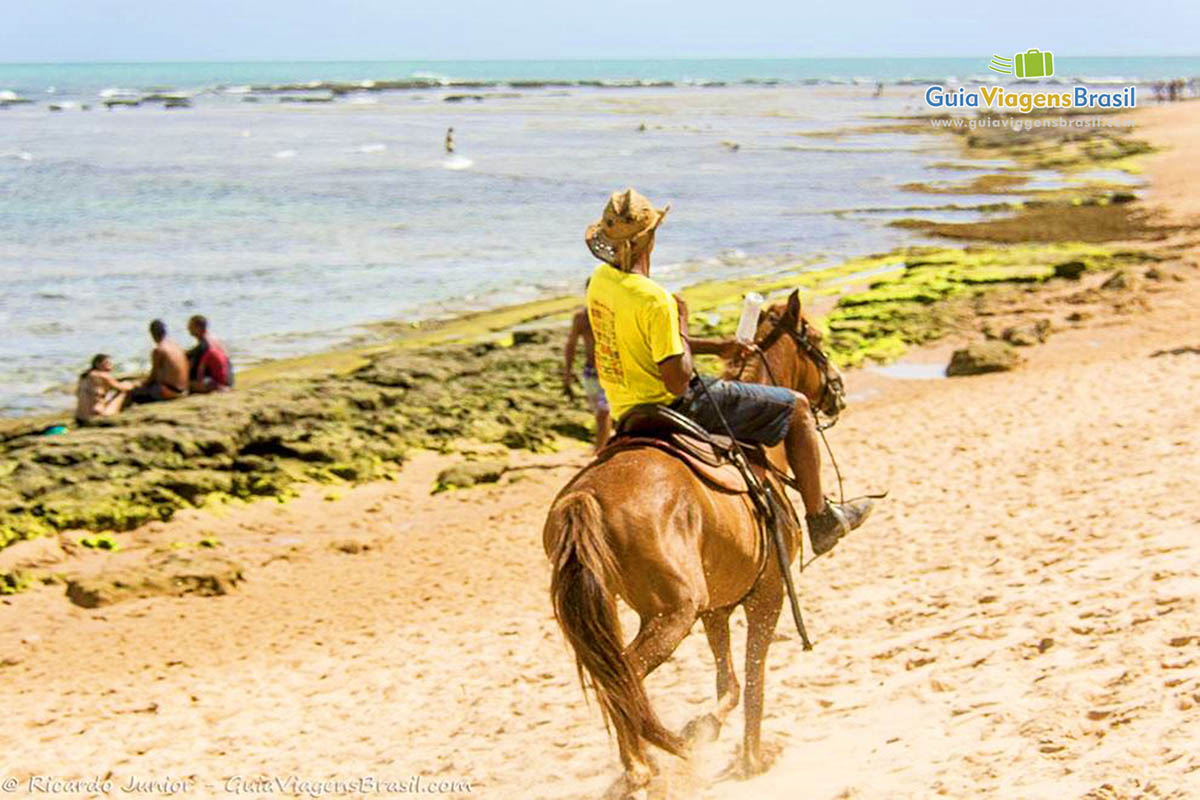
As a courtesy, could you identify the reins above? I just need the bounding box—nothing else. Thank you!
[741,311,848,507]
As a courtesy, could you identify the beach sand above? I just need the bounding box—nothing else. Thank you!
[2,104,1198,799]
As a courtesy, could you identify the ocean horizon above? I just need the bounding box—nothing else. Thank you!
[4,56,1200,98]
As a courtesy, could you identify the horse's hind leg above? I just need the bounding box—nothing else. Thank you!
[682,607,740,747]
[742,580,784,776]
[615,605,698,792]
[626,604,698,680]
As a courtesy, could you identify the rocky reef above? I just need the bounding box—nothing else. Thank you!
[0,336,589,549]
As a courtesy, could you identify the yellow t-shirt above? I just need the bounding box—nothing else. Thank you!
[585,264,684,420]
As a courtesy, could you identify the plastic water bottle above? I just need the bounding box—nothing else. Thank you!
[735,292,765,344]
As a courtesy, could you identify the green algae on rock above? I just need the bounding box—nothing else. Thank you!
[0,230,1162,552]
[820,244,1151,368]
[0,334,591,549]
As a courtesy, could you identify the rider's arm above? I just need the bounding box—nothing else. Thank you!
[656,295,693,397]
[687,336,758,361]
[688,337,732,355]
[658,348,692,397]
[674,295,754,360]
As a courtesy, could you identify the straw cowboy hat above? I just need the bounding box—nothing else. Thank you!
[585,188,670,271]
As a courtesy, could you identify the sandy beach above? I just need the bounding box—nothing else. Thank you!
[2,100,1199,800]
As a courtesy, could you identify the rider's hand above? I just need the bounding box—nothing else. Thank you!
[720,339,759,362]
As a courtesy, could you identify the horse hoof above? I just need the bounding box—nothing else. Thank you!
[741,752,766,777]
[681,713,721,749]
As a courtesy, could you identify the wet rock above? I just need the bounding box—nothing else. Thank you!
[278,94,334,103]
[946,342,1024,376]
[434,459,508,493]
[65,552,244,609]
[1142,266,1180,282]
[1002,319,1051,347]
[1053,261,1087,280]
[357,354,451,388]
[331,537,378,554]
[1100,271,1129,290]
[1,570,32,595]
[1109,192,1137,204]
[512,330,550,346]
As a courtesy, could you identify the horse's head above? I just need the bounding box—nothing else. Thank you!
[726,290,846,424]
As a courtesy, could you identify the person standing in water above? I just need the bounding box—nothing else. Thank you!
[563,281,611,450]
[445,127,455,154]
[75,353,133,424]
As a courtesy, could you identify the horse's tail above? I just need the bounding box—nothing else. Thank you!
[546,491,684,758]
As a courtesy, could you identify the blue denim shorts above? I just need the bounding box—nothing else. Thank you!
[672,377,796,446]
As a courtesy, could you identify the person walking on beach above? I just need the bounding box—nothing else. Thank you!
[75,354,133,424]
[445,127,455,154]
[583,188,873,554]
[186,315,234,394]
[563,286,611,450]
[130,319,188,404]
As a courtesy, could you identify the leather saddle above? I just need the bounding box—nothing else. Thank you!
[598,404,769,494]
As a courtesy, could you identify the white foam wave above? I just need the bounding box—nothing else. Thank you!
[412,70,451,85]
[273,149,298,159]
[347,95,378,105]
[99,87,138,98]
[442,155,473,170]
[354,143,387,154]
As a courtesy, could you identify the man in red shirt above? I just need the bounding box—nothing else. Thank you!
[186,315,234,393]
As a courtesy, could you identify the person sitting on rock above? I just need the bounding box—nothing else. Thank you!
[75,353,133,424]
[186,314,234,394]
[130,319,189,404]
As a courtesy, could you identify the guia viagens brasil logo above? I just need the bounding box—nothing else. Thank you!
[925,51,1135,112]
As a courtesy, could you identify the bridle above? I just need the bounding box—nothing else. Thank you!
[728,305,854,528]
[737,309,846,431]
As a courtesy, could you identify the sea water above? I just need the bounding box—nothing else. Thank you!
[2,58,1197,415]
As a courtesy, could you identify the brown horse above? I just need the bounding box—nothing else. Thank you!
[542,290,843,796]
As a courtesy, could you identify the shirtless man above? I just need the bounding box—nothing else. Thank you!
[563,292,611,449]
[130,319,189,404]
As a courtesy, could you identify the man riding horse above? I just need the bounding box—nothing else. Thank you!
[584,188,873,554]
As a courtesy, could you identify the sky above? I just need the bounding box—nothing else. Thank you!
[4,0,1198,62]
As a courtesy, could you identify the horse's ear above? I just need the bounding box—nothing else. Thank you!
[783,289,801,324]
